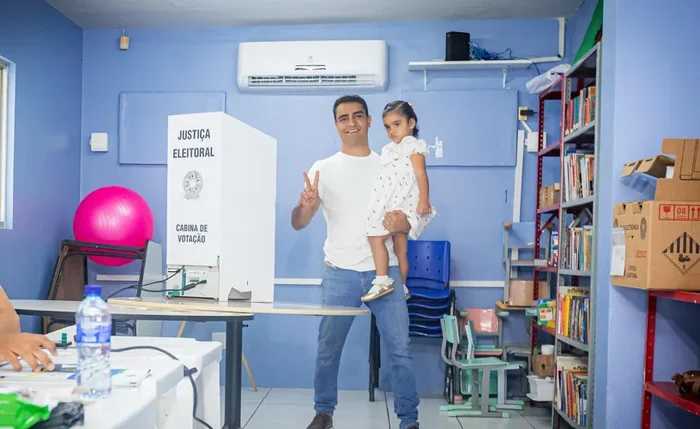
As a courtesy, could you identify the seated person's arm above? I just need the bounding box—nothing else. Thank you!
[0,285,20,334]
[0,333,57,372]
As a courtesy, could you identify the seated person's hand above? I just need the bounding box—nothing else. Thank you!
[0,333,57,372]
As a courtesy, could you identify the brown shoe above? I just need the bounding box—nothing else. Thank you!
[307,413,333,429]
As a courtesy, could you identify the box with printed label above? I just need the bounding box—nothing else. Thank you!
[612,138,700,290]
[611,201,700,290]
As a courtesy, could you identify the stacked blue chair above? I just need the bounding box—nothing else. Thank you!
[405,240,454,337]
[368,240,454,401]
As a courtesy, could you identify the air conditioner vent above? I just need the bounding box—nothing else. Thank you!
[248,75,376,87]
[237,40,388,92]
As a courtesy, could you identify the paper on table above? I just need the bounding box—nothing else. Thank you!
[0,366,151,387]
[611,227,626,276]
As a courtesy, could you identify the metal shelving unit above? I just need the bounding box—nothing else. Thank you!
[552,43,602,429]
[533,43,602,429]
[642,291,700,428]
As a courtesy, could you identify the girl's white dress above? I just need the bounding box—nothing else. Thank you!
[365,136,437,240]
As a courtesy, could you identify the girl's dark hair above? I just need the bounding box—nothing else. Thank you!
[382,100,419,137]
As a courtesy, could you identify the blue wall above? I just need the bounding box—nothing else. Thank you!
[596,0,700,427]
[0,0,82,332]
[79,19,565,392]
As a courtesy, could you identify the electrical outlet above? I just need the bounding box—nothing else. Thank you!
[518,106,528,121]
[212,332,226,349]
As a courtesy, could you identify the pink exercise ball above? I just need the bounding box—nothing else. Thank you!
[73,186,155,267]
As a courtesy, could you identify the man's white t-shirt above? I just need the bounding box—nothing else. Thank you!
[308,151,399,272]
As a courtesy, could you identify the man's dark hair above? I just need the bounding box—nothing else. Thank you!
[333,94,369,121]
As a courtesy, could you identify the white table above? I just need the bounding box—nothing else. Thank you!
[47,326,222,429]
[0,359,184,429]
[12,299,251,429]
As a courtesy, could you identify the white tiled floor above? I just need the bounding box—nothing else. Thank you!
[229,388,553,428]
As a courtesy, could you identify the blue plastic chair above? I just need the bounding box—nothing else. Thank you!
[407,240,453,335]
[407,240,451,291]
[368,240,455,402]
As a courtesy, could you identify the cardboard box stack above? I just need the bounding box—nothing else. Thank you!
[612,139,700,290]
[539,183,561,208]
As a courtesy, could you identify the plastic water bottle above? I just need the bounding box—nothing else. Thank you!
[75,284,112,400]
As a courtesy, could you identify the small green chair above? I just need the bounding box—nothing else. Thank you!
[438,315,510,418]
[461,316,526,411]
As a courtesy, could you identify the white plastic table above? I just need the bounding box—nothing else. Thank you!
[12,299,252,429]
[0,359,184,429]
[47,326,222,429]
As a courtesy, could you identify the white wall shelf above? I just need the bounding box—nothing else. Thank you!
[407,58,559,72]
[408,17,566,90]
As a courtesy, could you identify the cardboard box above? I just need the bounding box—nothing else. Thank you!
[508,280,549,306]
[611,201,700,290]
[612,139,700,290]
[539,183,561,208]
[532,354,555,378]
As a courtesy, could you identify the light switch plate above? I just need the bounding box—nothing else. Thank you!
[90,133,109,152]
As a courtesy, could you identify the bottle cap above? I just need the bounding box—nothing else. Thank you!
[84,284,102,296]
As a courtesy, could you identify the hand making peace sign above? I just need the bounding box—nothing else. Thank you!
[301,171,321,208]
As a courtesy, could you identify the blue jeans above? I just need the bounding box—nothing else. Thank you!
[314,264,419,429]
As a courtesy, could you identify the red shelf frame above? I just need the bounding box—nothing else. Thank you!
[531,76,566,370]
[642,291,700,428]
[537,203,561,215]
[538,140,562,157]
[538,325,556,336]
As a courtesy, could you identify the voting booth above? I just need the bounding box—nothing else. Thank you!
[166,112,277,302]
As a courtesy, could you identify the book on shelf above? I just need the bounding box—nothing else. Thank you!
[562,224,593,272]
[564,85,596,136]
[563,147,595,202]
[550,230,559,267]
[557,287,590,345]
[555,355,588,426]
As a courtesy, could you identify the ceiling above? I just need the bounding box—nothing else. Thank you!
[46,0,585,29]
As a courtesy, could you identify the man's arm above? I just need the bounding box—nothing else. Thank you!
[291,170,321,231]
[292,200,320,231]
[0,285,20,335]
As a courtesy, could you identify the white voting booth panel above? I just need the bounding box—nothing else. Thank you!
[167,112,276,302]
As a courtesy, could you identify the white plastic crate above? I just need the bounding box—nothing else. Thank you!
[527,375,554,402]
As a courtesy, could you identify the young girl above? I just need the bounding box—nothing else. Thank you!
[362,101,436,303]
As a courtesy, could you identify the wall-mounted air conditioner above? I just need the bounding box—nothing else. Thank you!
[237,40,389,92]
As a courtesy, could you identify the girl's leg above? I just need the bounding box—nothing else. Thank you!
[392,233,409,285]
[368,235,391,276]
[392,233,411,299]
[363,235,395,302]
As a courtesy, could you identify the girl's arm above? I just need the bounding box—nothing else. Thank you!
[410,154,430,204]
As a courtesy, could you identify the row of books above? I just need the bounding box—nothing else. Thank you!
[563,149,595,202]
[557,287,590,345]
[555,355,589,426]
[561,225,593,272]
[563,85,596,136]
